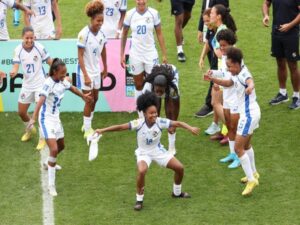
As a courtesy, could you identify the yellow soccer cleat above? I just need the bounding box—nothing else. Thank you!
[240,172,260,184]
[21,126,37,142]
[83,128,94,139]
[36,138,47,151]
[81,125,85,133]
[242,179,259,196]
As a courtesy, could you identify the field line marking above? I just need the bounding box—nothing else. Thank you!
[40,146,55,225]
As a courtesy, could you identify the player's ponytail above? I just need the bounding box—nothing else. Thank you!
[214,4,237,33]
[85,0,104,18]
[49,58,65,77]
[22,26,34,36]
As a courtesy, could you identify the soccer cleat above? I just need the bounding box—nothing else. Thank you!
[43,163,62,171]
[81,125,85,133]
[288,97,300,110]
[220,153,236,163]
[220,136,229,145]
[205,122,221,135]
[242,179,259,196]
[21,126,37,142]
[36,139,47,151]
[168,147,176,156]
[210,133,224,141]
[241,172,260,184]
[48,185,58,197]
[228,157,240,169]
[133,201,143,211]
[83,128,94,139]
[194,105,213,118]
[269,93,289,105]
[177,52,186,62]
[172,192,191,198]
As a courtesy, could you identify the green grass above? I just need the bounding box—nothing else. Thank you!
[1,0,300,224]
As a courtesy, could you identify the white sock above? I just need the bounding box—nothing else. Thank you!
[48,165,56,186]
[173,183,182,196]
[239,153,254,182]
[279,88,287,96]
[168,132,176,149]
[136,193,144,202]
[246,147,257,173]
[229,140,235,154]
[83,116,92,131]
[90,111,95,121]
[292,92,299,98]
[177,45,183,54]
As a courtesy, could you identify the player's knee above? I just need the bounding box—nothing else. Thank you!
[138,168,147,177]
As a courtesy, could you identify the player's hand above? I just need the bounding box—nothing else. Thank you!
[162,55,168,64]
[55,26,62,40]
[245,86,254,95]
[279,23,292,32]
[95,129,104,135]
[190,127,200,135]
[84,75,91,87]
[199,57,205,69]
[26,119,35,131]
[203,70,212,81]
[120,55,126,69]
[213,83,220,91]
[0,71,6,78]
[101,69,108,79]
[64,76,71,82]
[197,31,203,44]
[262,15,269,27]
[9,71,17,78]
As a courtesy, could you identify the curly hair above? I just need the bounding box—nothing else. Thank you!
[144,64,179,97]
[137,92,159,112]
[226,47,243,65]
[85,0,104,18]
[216,29,237,45]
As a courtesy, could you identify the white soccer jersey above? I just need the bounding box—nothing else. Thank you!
[124,7,160,56]
[0,0,15,40]
[231,65,260,116]
[77,26,107,78]
[129,117,171,152]
[23,0,55,38]
[13,42,50,90]
[142,64,180,99]
[39,77,71,122]
[102,0,127,38]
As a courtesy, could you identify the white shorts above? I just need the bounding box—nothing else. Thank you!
[237,113,260,137]
[35,29,56,40]
[77,74,101,91]
[129,54,159,75]
[18,88,41,104]
[39,119,64,140]
[223,101,239,114]
[135,146,173,168]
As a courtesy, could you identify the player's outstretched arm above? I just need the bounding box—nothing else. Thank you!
[95,123,130,135]
[170,121,200,135]
[203,71,233,87]
[69,86,93,103]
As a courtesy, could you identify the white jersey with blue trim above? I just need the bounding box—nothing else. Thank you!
[102,0,127,38]
[23,0,55,37]
[13,42,50,90]
[77,26,107,78]
[231,65,260,116]
[142,64,180,99]
[129,117,171,152]
[123,7,160,56]
[0,0,15,40]
[39,77,71,122]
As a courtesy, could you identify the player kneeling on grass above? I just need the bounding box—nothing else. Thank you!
[142,64,180,155]
[204,47,260,196]
[29,58,92,197]
[94,92,199,211]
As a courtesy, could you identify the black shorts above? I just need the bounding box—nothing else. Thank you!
[170,0,195,16]
[271,34,299,61]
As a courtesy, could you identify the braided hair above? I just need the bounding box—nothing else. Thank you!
[144,64,179,97]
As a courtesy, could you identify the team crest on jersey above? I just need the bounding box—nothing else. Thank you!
[21,93,26,100]
[79,35,84,44]
[145,17,151,23]
[152,131,158,137]
[114,1,119,8]
[33,56,38,62]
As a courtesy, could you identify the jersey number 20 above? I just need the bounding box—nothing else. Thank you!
[137,25,147,35]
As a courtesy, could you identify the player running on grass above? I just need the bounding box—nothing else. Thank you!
[205,47,260,196]
[29,58,92,196]
[94,92,199,211]
[142,64,180,155]
[77,0,108,138]
[10,26,52,150]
